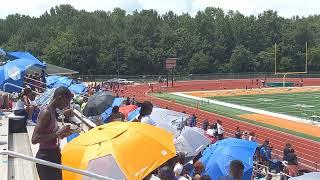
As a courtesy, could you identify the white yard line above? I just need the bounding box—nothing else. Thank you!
[178,86,320,94]
[172,92,320,125]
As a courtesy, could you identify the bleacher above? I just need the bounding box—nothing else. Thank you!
[0,109,95,180]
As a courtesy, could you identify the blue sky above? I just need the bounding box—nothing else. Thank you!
[0,0,320,19]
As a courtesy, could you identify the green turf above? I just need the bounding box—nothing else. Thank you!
[211,91,320,120]
[152,92,320,142]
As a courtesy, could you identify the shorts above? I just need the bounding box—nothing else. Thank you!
[36,148,62,180]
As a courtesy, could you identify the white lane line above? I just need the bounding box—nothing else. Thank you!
[172,92,320,125]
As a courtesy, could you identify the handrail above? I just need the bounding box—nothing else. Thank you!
[0,150,116,180]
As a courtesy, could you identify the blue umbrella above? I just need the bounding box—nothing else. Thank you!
[9,58,46,69]
[53,76,73,88]
[200,138,258,180]
[0,60,26,92]
[6,51,46,69]
[46,75,61,87]
[69,83,87,94]
[128,107,141,121]
[100,98,125,123]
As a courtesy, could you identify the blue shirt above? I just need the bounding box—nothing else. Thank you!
[218,175,236,180]
[260,146,272,161]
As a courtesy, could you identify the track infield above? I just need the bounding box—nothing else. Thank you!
[152,86,320,141]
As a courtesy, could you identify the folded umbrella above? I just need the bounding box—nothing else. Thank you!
[200,138,258,180]
[83,91,115,117]
[62,122,176,180]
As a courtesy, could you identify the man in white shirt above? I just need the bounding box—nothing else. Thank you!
[217,120,224,140]
[140,115,156,126]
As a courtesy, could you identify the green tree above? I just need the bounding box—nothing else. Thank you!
[229,45,254,72]
[188,51,210,73]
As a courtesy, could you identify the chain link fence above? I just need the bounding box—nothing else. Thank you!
[76,72,320,82]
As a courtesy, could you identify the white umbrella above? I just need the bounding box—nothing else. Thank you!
[7,66,21,80]
[150,107,190,137]
[289,172,320,180]
[174,126,211,157]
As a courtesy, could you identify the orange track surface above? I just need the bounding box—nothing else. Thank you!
[122,78,320,171]
[238,114,320,138]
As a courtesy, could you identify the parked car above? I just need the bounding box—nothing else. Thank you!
[106,78,134,85]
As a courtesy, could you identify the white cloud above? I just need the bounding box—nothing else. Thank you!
[0,0,320,19]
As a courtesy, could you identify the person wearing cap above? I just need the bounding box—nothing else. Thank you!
[32,87,74,180]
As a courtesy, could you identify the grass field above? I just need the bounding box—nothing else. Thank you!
[211,91,320,120]
[152,91,320,142]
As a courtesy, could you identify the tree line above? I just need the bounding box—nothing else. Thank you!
[0,4,320,75]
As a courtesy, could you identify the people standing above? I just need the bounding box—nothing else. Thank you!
[248,132,257,142]
[31,87,74,180]
[285,149,299,177]
[260,140,272,167]
[190,114,197,127]
[202,120,209,131]
[107,106,125,122]
[235,127,242,139]
[125,97,131,105]
[133,101,156,126]
[283,143,292,161]
[216,120,224,140]
[218,160,244,180]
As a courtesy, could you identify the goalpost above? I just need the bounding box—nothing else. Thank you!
[274,42,308,87]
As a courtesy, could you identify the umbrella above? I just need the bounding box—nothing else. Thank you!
[9,57,46,69]
[174,126,211,157]
[128,107,189,136]
[200,138,258,180]
[53,76,73,88]
[69,83,87,94]
[46,75,61,87]
[100,98,125,123]
[83,91,115,117]
[62,122,176,180]
[127,107,141,121]
[289,172,320,180]
[0,60,26,92]
[150,108,189,137]
[6,51,46,69]
[119,105,138,118]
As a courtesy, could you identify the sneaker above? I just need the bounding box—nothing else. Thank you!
[27,120,36,126]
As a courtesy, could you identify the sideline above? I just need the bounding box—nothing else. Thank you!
[172,92,319,125]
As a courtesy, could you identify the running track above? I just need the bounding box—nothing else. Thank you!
[122,78,320,171]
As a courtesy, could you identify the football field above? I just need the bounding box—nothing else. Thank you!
[153,87,320,141]
[211,91,320,120]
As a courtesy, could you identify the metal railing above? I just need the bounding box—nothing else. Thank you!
[3,83,23,92]
[0,150,116,180]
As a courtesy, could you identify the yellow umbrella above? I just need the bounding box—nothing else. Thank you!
[62,122,176,180]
